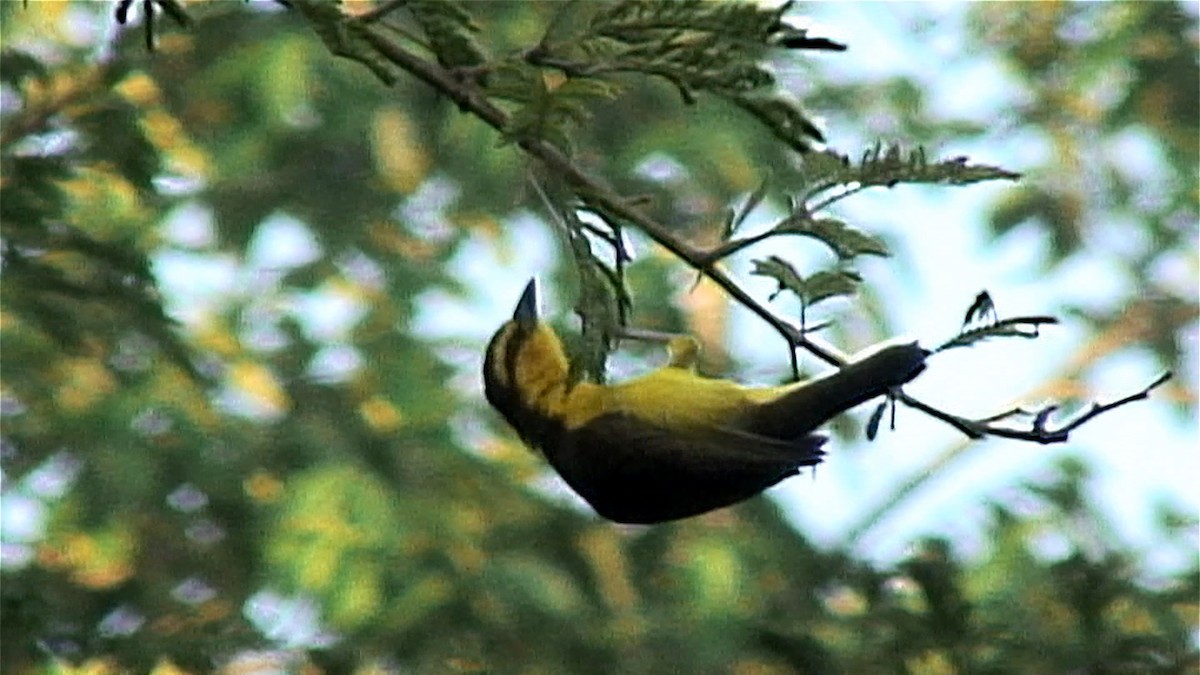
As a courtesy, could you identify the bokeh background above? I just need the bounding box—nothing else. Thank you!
[2,1,1196,672]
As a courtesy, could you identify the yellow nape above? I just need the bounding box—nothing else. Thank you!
[509,323,608,428]
[511,323,572,401]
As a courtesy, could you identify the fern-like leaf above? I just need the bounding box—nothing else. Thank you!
[803,144,1021,207]
[937,316,1059,353]
[751,255,860,308]
[408,0,488,69]
[773,215,890,260]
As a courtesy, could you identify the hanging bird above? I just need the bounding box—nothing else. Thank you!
[483,280,928,524]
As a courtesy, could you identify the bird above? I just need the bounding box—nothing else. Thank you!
[483,280,929,524]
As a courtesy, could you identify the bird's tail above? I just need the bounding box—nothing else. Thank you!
[750,342,928,439]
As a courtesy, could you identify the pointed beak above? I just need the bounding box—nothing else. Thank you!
[513,279,539,326]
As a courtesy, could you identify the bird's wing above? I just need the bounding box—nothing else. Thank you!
[545,413,826,524]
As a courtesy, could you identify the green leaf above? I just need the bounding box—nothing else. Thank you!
[527,0,837,150]
[567,224,624,383]
[498,71,619,154]
[750,255,860,308]
[802,269,862,306]
[775,216,890,259]
[408,0,488,69]
[265,465,403,631]
[733,95,825,150]
[804,144,1021,205]
[0,48,47,85]
[554,76,622,104]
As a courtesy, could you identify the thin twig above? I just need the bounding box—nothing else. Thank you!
[807,182,869,215]
[896,373,1172,444]
[697,228,777,266]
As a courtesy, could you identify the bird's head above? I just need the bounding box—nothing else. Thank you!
[482,280,572,435]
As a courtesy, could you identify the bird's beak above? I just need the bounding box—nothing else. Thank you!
[513,279,539,326]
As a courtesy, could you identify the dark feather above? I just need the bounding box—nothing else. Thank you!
[547,414,826,524]
[748,342,927,439]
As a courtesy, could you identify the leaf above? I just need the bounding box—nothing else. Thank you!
[750,255,860,308]
[961,290,997,328]
[775,33,847,51]
[936,316,1060,353]
[554,76,622,102]
[497,70,619,154]
[804,144,1021,205]
[568,225,624,383]
[802,269,861,306]
[751,255,804,301]
[774,216,890,260]
[592,0,788,45]
[733,95,825,150]
[866,401,887,441]
[408,0,488,69]
[552,0,834,148]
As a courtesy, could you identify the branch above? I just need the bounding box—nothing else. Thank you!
[289,0,849,373]
[287,3,1171,449]
[697,228,777,265]
[842,292,1194,545]
[874,292,1170,445]
[896,372,1172,444]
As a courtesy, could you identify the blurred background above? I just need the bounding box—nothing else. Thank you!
[1,1,1196,672]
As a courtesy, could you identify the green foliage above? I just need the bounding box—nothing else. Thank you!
[801,144,1021,206]
[266,465,400,630]
[0,53,198,379]
[407,0,488,69]
[0,1,1194,673]
[513,0,833,155]
[773,215,889,260]
[752,255,860,314]
[565,225,626,384]
[492,64,622,153]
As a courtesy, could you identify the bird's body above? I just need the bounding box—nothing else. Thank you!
[484,281,927,524]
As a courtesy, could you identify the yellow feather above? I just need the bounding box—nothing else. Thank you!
[508,324,790,432]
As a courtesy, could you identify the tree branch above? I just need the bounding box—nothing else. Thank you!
[290,1,850,371]
[896,372,1172,444]
[287,1,1171,450]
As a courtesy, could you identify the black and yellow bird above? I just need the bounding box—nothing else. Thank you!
[484,281,928,524]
